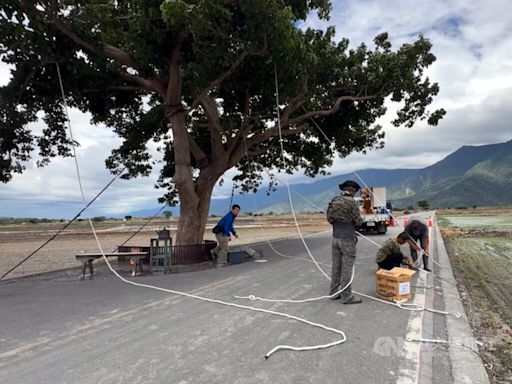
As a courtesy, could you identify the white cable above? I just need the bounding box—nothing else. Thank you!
[272,64,330,281]
[263,169,384,250]
[239,175,461,316]
[93,234,348,359]
[235,265,355,303]
[57,61,347,360]
[242,138,331,269]
[245,199,455,313]
[56,63,86,202]
[237,75,461,353]
[300,105,435,258]
[406,337,483,358]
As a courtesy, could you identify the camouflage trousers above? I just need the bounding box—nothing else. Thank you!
[330,237,357,300]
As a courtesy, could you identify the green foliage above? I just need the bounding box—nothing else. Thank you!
[1,0,444,205]
[163,210,173,217]
[417,200,429,210]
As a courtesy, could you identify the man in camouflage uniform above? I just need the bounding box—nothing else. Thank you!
[327,180,364,304]
[375,232,415,270]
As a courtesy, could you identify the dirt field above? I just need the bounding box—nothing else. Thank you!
[0,214,330,279]
[439,208,512,384]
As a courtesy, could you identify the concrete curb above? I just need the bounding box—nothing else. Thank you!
[435,222,490,384]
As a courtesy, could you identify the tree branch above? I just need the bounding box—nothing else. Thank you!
[226,84,252,155]
[17,59,49,101]
[188,135,207,163]
[205,23,246,44]
[82,85,148,93]
[227,123,307,167]
[21,2,166,97]
[188,39,267,112]
[199,95,224,157]
[247,125,308,149]
[281,76,309,122]
[286,95,375,127]
[119,72,166,97]
[166,32,183,104]
[38,4,142,71]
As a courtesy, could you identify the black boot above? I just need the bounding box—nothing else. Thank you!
[423,255,431,272]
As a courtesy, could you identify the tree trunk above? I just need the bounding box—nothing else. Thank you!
[168,109,224,245]
[175,180,215,245]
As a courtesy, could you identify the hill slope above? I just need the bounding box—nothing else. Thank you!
[250,139,512,212]
[395,140,512,207]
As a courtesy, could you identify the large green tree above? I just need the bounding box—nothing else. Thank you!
[0,0,444,245]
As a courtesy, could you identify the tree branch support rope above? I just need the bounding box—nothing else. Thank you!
[236,67,460,320]
[49,61,350,360]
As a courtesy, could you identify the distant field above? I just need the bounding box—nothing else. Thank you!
[440,215,512,230]
[439,208,512,383]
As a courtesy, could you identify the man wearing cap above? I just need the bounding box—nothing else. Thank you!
[327,180,364,304]
[405,218,430,271]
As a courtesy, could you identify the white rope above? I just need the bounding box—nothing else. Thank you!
[56,63,86,202]
[406,337,483,358]
[242,138,331,269]
[94,238,348,359]
[273,63,331,281]
[238,91,460,317]
[300,105,437,261]
[56,60,348,360]
[262,169,384,249]
[235,265,355,303]
[241,186,459,315]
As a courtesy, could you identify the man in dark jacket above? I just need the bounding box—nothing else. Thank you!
[212,204,240,266]
[405,218,430,271]
[327,180,364,304]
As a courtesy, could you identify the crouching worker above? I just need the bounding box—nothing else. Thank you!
[211,204,240,267]
[327,180,364,304]
[376,232,415,270]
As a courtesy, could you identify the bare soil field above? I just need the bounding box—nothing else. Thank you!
[0,214,330,280]
[439,208,512,384]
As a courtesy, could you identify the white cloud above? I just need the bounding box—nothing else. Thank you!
[1,0,512,217]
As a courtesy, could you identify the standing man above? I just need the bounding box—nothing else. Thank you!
[375,232,415,270]
[211,204,240,267]
[405,218,430,271]
[327,180,364,304]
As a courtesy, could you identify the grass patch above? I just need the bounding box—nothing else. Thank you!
[441,214,512,383]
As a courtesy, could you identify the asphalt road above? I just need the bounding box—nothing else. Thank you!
[0,224,465,384]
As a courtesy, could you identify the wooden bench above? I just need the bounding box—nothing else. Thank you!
[75,252,148,280]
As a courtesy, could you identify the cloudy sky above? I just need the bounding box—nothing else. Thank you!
[1,0,511,218]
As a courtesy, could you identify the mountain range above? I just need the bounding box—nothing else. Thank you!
[129,139,512,217]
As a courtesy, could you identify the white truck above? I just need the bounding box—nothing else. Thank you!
[355,186,391,234]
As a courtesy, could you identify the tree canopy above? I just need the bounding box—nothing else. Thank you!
[0,0,445,244]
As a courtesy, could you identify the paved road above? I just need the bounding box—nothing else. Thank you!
[0,223,477,384]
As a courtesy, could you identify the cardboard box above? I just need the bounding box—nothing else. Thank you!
[376,267,416,302]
